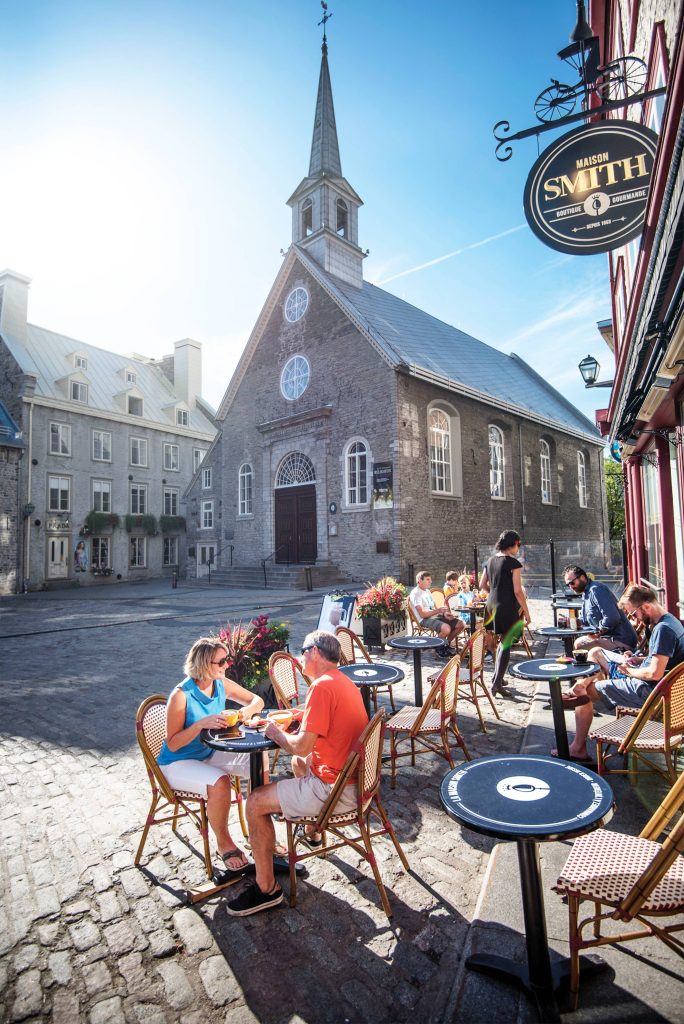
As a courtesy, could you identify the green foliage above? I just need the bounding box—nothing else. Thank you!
[604,458,625,539]
[83,510,120,534]
[125,513,159,536]
[356,576,407,618]
[218,615,290,690]
[159,515,186,533]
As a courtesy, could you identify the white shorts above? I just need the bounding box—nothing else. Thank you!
[159,750,251,799]
[276,770,358,820]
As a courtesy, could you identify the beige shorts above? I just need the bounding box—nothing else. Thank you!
[159,750,251,799]
[276,770,358,820]
[574,634,631,654]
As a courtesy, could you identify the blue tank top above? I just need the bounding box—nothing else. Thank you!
[157,676,226,765]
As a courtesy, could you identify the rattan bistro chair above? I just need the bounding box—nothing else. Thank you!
[555,767,684,1010]
[385,653,471,788]
[284,710,409,919]
[589,663,684,783]
[135,695,247,879]
[335,626,397,712]
[458,626,500,733]
[268,651,311,710]
[407,597,436,638]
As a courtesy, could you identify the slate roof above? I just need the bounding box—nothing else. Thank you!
[0,400,23,448]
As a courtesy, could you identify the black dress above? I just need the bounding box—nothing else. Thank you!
[485,554,523,636]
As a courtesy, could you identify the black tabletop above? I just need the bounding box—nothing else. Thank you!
[388,635,445,651]
[552,600,583,610]
[440,755,614,842]
[510,658,600,681]
[536,625,594,638]
[201,721,278,753]
[337,662,405,686]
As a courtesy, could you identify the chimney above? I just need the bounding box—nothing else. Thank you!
[0,270,31,345]
[173,338,202,407]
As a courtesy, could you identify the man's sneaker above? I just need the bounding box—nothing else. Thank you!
[226,882,285,917]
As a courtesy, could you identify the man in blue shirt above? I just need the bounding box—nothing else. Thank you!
[562,583,684,761]
[563,565,637,653]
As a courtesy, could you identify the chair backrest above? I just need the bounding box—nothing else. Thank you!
[406,672,446,735]
[135,694,177,803]
[619,661,684,752]
[439,652,462,715]
[335,626,372,665]
[268,651,309,708]
[315,710,385,828]
[431,587,447,608]
[467,626,486,674]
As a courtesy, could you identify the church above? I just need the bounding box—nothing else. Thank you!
[184,34,606,587]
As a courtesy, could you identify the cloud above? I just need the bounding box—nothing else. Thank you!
[373,224,527,285]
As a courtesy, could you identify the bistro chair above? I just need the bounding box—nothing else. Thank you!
[406,597,435,638]
[431,587,449,608]
[385,653,471,788]
[555,767,684,1010]
[284,710,409,920]
[134,695,247,880]
[268,651,311,710]
[458,626,500,733]
[335,625,397,712]
[589,663,684,783]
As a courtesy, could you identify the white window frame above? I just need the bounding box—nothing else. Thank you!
[127,395,144,416]
[429,409,452,494]
[130,437,148,467]
[163,536,179,566]
[70,380,88,404]
[193,448,204,473]
[126,370,137,385]
[202,467,212,489]
[540,439,552,504]
[284,288,309,324]
[49,422,71,457]
[578,451,589,508]
[92,429,112,462]
[239,464,253,516]
[130,484,148,514]
[489,425,506,499]
[176,408,189,427]
[48,475,70,512]
[92,479,112,513]
[280,354,310,400]
[92,536,110,570]
[163,487,179,516]
[75,355,88,370]
[201,500,214,529]
[344,440,369,506]
[129,536,146,568]
[163,443,179,472]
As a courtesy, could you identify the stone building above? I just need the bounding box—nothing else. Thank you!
[0,270,216,591]
[0,400,24,596]
[184,39,607,586]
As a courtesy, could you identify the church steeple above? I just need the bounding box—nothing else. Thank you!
[286,10,365,288]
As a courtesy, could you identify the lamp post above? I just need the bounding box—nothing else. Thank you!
[578,354,614,388]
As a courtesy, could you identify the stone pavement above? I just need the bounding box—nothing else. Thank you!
[0,583,680,1023]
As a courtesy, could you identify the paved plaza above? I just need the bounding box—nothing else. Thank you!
[0,582,681,1023]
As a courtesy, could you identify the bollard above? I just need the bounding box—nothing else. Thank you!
[172,567,178,589]
[304,567,313,591]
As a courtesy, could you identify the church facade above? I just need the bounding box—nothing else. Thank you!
[184,41,607,585]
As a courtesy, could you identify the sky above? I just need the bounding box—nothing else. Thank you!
[1,0,616,422]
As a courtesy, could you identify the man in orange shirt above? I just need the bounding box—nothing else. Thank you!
[226,630,368,917]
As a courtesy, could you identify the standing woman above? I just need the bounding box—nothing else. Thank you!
[479,530,531,696]
[157,637,264,874]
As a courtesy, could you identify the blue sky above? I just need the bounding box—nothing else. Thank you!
[1,0,614,421]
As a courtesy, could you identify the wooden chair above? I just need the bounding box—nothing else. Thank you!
[555,767,684,1010]
[134,695,247,879]
[431,587,448,608]
[385,653,471,788]
[335,626,397,712]
[458,626,500,733]
[589,663,684,782]
[406,596,433,637]
[268,651,311,709]
[284,711,409,919]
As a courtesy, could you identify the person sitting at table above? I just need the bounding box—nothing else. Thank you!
[410,570,465,655]
[479,530,531,695]
[447,573,475,626]
[561,584,684,761]
[226,630,368,917]
[562,564,637,655]
[443,570,461,601]
[156,637,265,875]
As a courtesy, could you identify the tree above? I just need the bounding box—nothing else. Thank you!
[604,457,625,539]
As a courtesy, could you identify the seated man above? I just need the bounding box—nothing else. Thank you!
[410,570,465,654]
[563,564,637,654]
[563,583,684,761]
[226,630,368,917]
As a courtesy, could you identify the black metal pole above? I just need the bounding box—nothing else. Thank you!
[473,545,479,583]
[516,841,557,1004]
[413,650,423,705]
[548,677,570,759]
[549,539,556,596]
[407,562,415,587]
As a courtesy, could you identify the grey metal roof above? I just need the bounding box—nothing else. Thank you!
[0,400,23,447]
[308,45,342,177]
[2,325,216,436]
[294,247,600,442]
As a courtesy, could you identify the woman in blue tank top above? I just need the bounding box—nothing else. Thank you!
[157,636,265,873]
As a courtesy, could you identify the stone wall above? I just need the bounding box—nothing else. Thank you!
[0,446,22,595]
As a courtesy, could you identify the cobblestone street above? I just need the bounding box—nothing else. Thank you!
[1,584,556,1023]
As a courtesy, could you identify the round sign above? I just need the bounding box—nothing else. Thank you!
[496,776,551,802]
[523,120,658,255]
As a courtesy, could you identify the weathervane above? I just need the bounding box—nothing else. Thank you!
[319,1,332,50]
[493,0,663,161]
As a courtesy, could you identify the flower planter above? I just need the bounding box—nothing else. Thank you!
[362,612,407,650]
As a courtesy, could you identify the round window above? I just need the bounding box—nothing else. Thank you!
[280,355,310,401]
[284,287,309,323]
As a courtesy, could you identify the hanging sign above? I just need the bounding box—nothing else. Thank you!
[372,462,393,509]
[609,440,623,464]
[523,120,658,255]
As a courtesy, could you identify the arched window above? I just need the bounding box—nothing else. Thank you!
[336,199,348,237]
[540,439,551,504]
[239,463,253,515]
[429,409,452,493]
[275,452,316,488]
[280,353,310,398]
[344,439,368,506]
[302,199,313,237]
[489,425,505,498]
[577,451,588,507]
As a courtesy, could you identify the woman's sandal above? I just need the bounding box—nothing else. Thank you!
[218,848,251,877]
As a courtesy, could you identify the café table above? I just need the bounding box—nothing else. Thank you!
[509,659,600,760]
[440,754,614,1022]
[337,662,405,716]
[551,597,582,626]
[536,624,595,657]
[388,634,446,705]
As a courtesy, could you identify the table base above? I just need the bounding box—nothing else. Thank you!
[465,952,607,1022]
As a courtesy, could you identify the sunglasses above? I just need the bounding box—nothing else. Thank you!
[211,656,229,667]
[565,576,582,586]
[300,645,317,655]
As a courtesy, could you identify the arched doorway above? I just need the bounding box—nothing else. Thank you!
[274,452,317,564]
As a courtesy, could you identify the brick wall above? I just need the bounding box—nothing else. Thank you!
[0,446,22,595]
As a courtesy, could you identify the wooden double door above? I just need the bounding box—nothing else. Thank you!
[274,485,317,564]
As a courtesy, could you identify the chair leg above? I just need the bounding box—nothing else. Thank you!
[375,796,410,870]
[451,720,472,761]
[286,821,298,908]
[371,688,378,713]
[480,678,501,721]
[568,895,581,1011]
[390,734,398,789]
[358,816,393,920]
[135,795,159,866]
[387,684,396,713]
[471,680,488,733]
[199,799,212,878]
[233,777,248,839]
[441,725,455,768]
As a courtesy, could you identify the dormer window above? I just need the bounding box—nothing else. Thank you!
[336,199,348,238]
[176,408,189,427]
[126,370,137,386]
[302,199,313,237]
[70,380,88,404]
[128,396,143,416]
[75,355,88,370]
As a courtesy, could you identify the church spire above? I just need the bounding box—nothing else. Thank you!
[309,4,342,176]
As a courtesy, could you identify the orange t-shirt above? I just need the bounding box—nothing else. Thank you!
[301,667,368,785]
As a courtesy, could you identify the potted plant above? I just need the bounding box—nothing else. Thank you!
[356,576,407,648]
[218,615,290,704]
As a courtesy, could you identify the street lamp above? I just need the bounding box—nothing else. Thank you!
[578,354,614,388]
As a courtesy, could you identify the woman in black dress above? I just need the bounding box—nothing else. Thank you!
[479,529,531,695]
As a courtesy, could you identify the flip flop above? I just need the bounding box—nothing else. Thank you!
[550,749,594,764]
[294,824,322,850]
[218,848,251,876]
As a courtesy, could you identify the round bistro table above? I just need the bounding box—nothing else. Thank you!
[510,659,600,760]
[440,755,614,1022]
[388,635,446,705]
[536,624,595,657]
[201,722,277,789]
[337,662,405,716]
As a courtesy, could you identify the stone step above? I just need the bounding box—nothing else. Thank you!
[195,563,351,591]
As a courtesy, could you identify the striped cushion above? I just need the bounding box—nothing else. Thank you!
[590,717,683,752]
[386,708,442,732]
